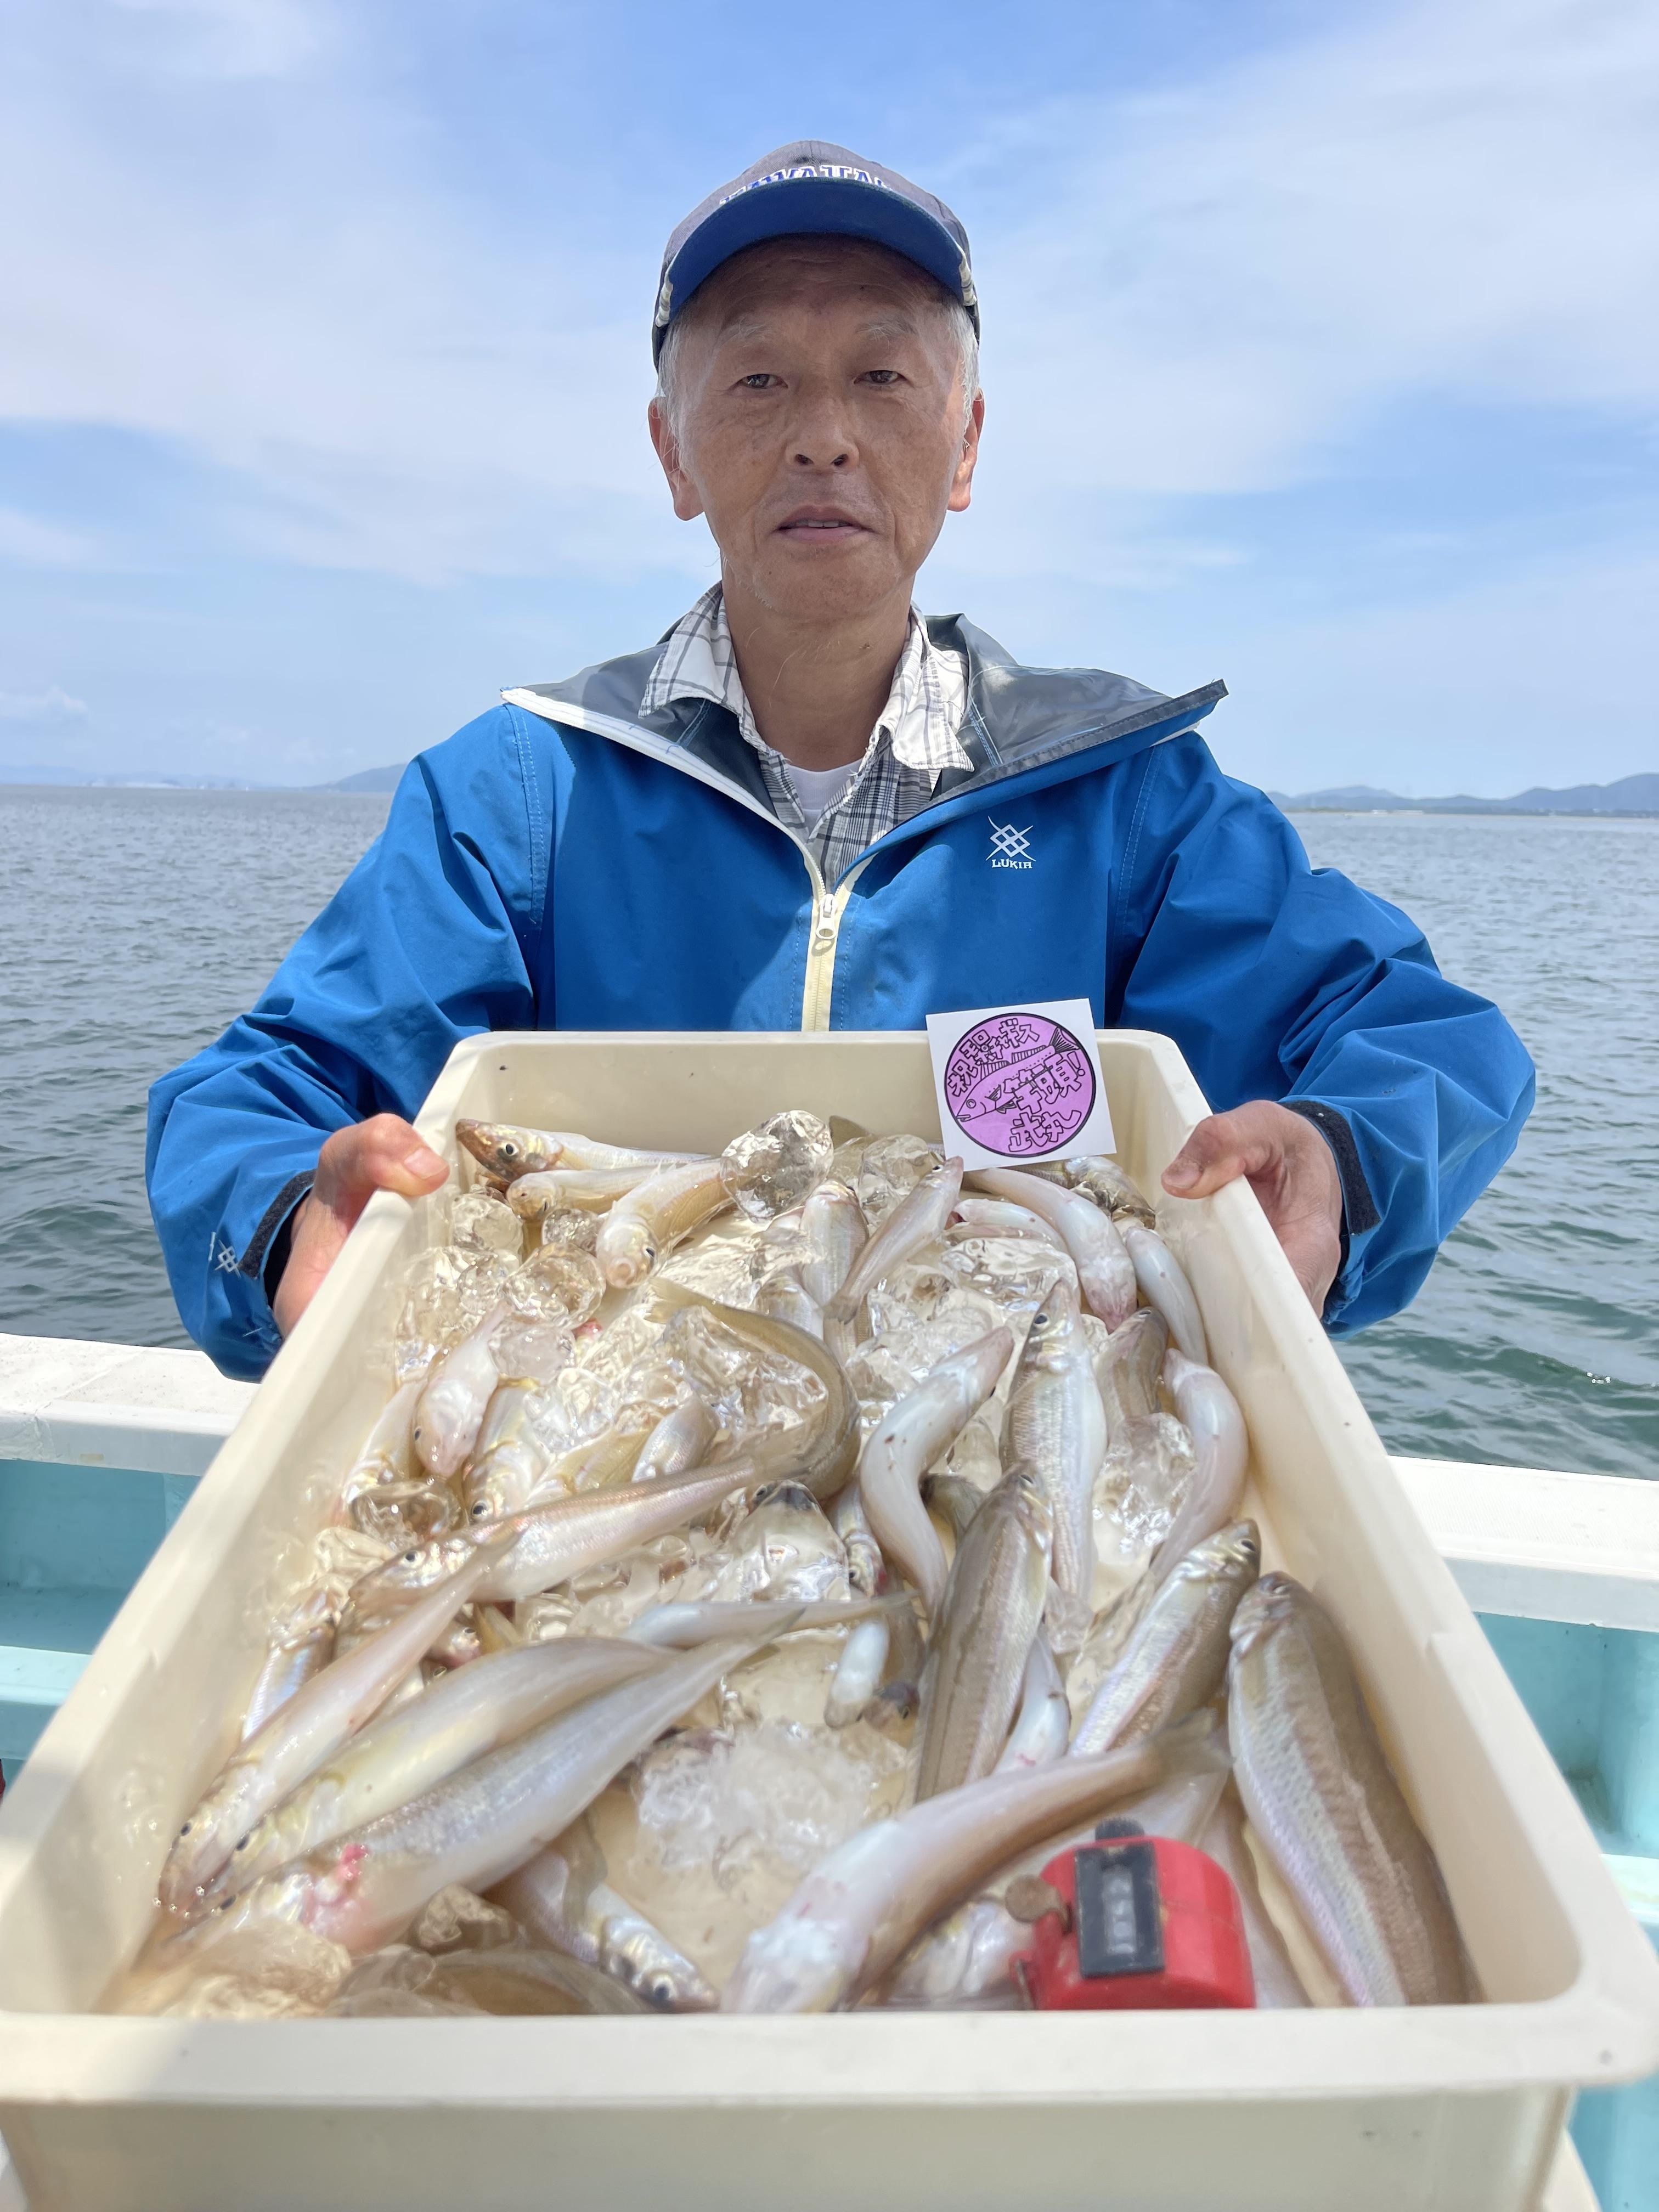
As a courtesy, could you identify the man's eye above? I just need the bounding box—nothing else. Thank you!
[861,370,902,386]
[738,373,778,390]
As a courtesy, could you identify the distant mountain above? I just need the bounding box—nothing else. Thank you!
[315,763,407,793]
[0,761,406,792]
[1271,774,1659,817]
[0,763,269,789]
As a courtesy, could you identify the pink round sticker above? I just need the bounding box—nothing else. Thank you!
[943,1012,1096,1159]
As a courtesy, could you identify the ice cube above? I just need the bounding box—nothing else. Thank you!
[533,1206,600,1254]
[393,1245,515,1381]
[938,1229,1076,1323]
[490,1315,575,1385]
[719,1110,834,1222]
[509,1246,605,1327]
[450,1188,524,1259]
[833,1132,943,1224]
[1093,1411,1199,1569]
[681,1483,848,1605]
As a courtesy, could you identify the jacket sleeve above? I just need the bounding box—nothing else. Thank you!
[145,709,547,1378]
[1111,737,1534,1334]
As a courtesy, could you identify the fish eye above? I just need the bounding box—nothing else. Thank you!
[402,1548,422,1565]
[234,1835,250,1852]
[470,1502,490,1520]
[501,1142,519,1160]
[177,1820,193,1837]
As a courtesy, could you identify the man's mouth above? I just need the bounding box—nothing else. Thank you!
[776,509,870,541]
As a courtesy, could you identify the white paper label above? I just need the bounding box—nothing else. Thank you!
[924,998,1115,1171]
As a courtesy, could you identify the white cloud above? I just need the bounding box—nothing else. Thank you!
[0,0,1652,596]
[967,0,1659,504]
[0,685,90,725]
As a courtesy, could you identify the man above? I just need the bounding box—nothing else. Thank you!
[147,142,1533,1380]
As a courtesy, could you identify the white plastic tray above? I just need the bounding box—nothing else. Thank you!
[0,1030,1652,2212]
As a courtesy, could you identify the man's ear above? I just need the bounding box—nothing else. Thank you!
[947,389,985,515]
[649,398,707,523]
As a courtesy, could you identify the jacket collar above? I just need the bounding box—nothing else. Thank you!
[516,615,1223,780]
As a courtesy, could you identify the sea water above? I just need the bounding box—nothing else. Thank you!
[0,785,1652,1479]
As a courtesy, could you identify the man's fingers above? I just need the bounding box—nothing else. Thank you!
[273,1119,448,1340]
[1162,1113,1277,1198]
[315,1114,449,1211]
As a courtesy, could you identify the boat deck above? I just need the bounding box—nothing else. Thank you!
[0,1332,1650,2209]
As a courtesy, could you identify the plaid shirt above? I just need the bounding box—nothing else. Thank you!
[640,583,971,884]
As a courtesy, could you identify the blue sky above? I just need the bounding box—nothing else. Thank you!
[1,0,1655,793]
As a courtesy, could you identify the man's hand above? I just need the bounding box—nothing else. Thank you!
[272,1114,449,1337]
[1161,1101,1343,1315]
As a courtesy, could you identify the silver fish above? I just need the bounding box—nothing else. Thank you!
[595,1159,732,1289]
[350,1458,759,1615]
[652,1284,860,1501]
[915,1466,1053,1801]
[409,1943,661,2017]
[335,1378,420,1515]
[173,1633,779,1957]
[832,1480,884,1596]
[754,1266,825,1338]
[799,1178,867,1309]
[1148,1350,1249,1579]
[1199,1784,1309,2008]
[240,1590,335,1741]
[1228,1572,1471,2006]
[859,1328,1013,1616]
[994,1633,1069,1773]
[883,1741,1229,2008]
[215,1637,663,1892]
[491,1826,715,2011]
[723,1711,1227,2012]
[1122,1222,1209,1364]
[461,1375,554,1522]
[506,1164,684,1219]
[458,1119,701,1182]
[469,1461,762,1606]
[882,1748,1230,2010]
[633,1395,719,1482]
[456,1119,566,1180]
[1000,1276,1107,1621]
[625,1593,904,1647]
[1092,1306,1168,1430]
[950,1196,1071,1252]
[1062,1154,1157,1228]
[965,1167,1137,1329]
[880,1593,928,1714]
[157,1537,509,1914]
[921,1471,988,1544]
[826,1615,892,1728]
[823,1157,964,1334]
[412,1297,509,1477]
[1070,1520,1259,1756]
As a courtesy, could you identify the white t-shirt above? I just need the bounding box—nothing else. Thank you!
[785,759,862,825]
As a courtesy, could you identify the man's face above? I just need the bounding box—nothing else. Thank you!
[649,239,983,625]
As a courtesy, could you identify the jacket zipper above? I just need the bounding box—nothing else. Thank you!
[500,685,1217,1035]
[501,690,842,1030]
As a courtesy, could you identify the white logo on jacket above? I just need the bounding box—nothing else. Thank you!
[988,819,1034,870]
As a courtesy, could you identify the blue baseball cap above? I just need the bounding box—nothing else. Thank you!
[653,139,978,363]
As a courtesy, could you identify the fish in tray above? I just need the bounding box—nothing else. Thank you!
[122,1111,1472,2028]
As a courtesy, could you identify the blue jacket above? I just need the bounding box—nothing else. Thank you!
[146,617,1534,1379]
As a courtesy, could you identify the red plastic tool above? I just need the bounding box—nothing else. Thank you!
[1009,1820,1255,2011]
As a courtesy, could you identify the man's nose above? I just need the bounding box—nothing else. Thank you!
[788,388,857,470]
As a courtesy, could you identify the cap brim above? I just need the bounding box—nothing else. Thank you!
[655,178,973,361]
